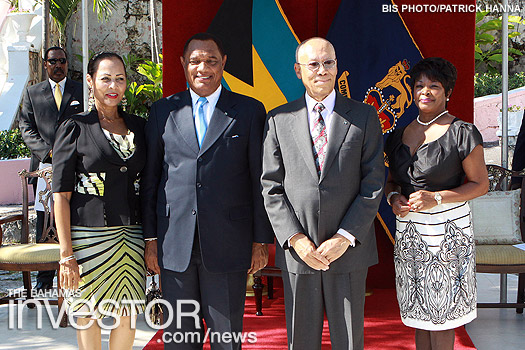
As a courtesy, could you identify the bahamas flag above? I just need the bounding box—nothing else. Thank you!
[207,0,304,112]
[327,0,424,242]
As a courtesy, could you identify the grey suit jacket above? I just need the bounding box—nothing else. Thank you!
[141,88,274,274]
[19,78,84,172]
[261,92,384,274]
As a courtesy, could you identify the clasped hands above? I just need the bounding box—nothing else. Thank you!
[290,233,351,271]
[390,190,438,217]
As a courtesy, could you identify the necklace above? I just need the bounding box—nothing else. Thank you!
[100,113,120,122]
[417,110,448,126]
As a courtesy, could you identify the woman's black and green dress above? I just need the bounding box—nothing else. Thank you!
[52,110,147,318]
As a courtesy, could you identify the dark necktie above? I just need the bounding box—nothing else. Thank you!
[312,103,327,177]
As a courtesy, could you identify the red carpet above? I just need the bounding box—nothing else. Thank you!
[143,288,476,349]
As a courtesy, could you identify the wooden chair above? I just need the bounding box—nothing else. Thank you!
[252,267,281,316]
[473,165,525,312]
[252,242,282,316]
[0,167,66,327]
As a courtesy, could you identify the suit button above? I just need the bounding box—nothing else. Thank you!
[120,166,128,173]
[198,157,203,162]
[197,183,202,188]
[191,209,196,215]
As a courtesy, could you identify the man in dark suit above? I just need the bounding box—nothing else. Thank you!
[261,37,384,350]
[141,33,273,349]
[19,46,83,290]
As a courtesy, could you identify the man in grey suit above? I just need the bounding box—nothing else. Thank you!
[141,33,273,349]
[19,46,83,290]
[261,37,384,350]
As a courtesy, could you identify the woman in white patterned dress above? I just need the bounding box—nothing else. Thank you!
[384,57,489,350]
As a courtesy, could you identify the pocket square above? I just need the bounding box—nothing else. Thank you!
[70,100,80,106]
[231,135,239,138]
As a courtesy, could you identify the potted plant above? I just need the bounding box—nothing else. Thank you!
[6,1,36,47]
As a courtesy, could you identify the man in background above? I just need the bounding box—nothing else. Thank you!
[19,46,83,291]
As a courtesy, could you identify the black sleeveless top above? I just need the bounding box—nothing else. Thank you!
[385,118,483,198]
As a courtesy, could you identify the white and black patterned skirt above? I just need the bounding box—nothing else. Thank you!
[394,202,477,330]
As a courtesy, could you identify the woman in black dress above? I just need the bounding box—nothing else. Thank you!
[53,52,146,350]
[384,57,489,350]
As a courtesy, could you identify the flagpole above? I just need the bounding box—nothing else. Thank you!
[82,0,89,108]
[500,0,509,304]
[501,0,509,171]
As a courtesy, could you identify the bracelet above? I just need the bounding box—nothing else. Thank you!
[59,255,76,265]
[144,237,158,241]
[386,191,400,206]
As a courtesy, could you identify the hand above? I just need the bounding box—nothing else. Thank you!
[290,233,330,271]
[390,193,411,217]
[248,243,269,274]
[60,259,80,290]
[316,233,351,264]
[408,190,438,212]
[145,240,161,275]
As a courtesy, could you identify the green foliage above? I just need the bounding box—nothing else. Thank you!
[122,53,142,78]
[474,72,525,97]
[49,0,117,39]
[74,49,96,66]
[124,55,163,118]
[92,0,117,22]
[0,128,31,160]
[475,11,524,74]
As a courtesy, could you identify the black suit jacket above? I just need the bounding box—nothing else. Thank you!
[52,109,146,227]
[19,78,84,173]
[141,88,274,273]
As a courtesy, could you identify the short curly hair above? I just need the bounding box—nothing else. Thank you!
[409,57,457,95]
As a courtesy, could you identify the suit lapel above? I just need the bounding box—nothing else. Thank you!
[289,98,319,181]
[84,110,125,165]
[170,91,200,155]
[320,94,352,181]
[59,79,74,115]
[42,82,59,115]
[199,89,234,156]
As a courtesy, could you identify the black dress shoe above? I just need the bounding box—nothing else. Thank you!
[34,281,53,291]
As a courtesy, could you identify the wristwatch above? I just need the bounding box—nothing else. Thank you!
[434,192,442,205]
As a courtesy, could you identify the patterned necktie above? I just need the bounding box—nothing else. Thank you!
[54,84,62,110]
[195,96,209,147]
[312,103,327,177]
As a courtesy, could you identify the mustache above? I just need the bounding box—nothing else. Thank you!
[53,68,64,74]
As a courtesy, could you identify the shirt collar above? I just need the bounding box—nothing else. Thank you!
[305,89,336,115]
[189,85,222,109]
[49,77,66,90]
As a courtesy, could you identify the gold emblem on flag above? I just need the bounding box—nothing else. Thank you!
[364,60,413,133]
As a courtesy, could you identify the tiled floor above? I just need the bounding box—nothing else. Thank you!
[467,273,524,350]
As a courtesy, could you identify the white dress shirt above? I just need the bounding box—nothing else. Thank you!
[288,90,356,247]
[49,77,66,97]
[189,85,222,128]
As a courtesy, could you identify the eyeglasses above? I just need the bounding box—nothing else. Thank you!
[297,59,337,71]
[46,58,67,65]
